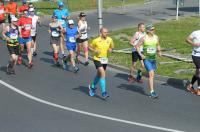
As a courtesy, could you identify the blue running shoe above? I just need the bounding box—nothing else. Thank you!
[102,92,109,99]
[89,85,96,97]
[149,91,158,99]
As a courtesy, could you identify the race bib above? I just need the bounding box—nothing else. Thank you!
[25,24,31,30]
[99,57,108,64]
[147,47,156,54]
[81,33,88,39]
[69,37,76,43]
[10,33,18,39]
[51,31,60,37]
[0,9,4,14]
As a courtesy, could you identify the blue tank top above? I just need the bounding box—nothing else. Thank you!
[66,26,78,45]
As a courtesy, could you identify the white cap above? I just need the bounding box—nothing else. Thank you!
[68,19,74,25]
[29,7,35,12]
[11,16,18,22]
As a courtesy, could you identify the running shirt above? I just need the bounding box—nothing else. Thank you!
[18,17,32,38]
[29,15,39,36]
[6,25,19,45]
[50,23,61,38]
[90,36,114,61]
[78,20,88,40]
[53,9,69,28]
[18,4,29,14]
[66,26,78,45]
[0,5,5,21]
[190,30,200,57]
[143,34,158,60]
[132,32,146,52]
[5,2,17,15]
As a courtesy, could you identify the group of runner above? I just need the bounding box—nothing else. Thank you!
[1,1,199,99]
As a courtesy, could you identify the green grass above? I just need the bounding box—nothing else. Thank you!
[33,0,142,14]
[106,17,200,79]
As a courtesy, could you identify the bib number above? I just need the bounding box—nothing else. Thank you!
[51,31,60,37]
[0,9,4,14]
[10,33,18,39]
[81,33,88,39]
[99,57,108,64]
[25,24,31,30]
[69,37,76,43]
[147,47,156,54]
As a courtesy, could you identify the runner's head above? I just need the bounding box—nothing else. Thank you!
[0,0,3,5]
[51,15,58,22]
[79,12,86,21]
[68,19,74,28]
[28,2,34,8]
[22,0,26,5]
[58,1,64,9]
[138,23,145,32]
[23,10,29,17]
[29,7,35,16]
[100,27,109,39]
[11,16,18,26]
[146,24,155,34]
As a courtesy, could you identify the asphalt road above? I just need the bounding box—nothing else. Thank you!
[0,0,200,132]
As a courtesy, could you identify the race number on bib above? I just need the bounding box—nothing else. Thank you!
[0,9,4,14]
[99,57,108,64]
[147,47,156,54]
[69,37,76,43]
[51,31,60,37]
[81,33,88,39]
[10,33,18,39]
[25,24,31,30]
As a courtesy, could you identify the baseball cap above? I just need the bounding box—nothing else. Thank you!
[29,8,35,12]
[68,19,74,25]
[146,24,155,31]
[58,1,64,7]
[79,12,86,17]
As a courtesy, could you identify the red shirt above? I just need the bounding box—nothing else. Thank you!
[18,5,28,13]
[5,2,17,15]
[18,17,32,38]
[0,5,5,21]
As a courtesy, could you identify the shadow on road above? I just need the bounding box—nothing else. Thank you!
[167,7,198,12]
[43,51,53,57]
[0,66,7,74]
[114,73,129,81]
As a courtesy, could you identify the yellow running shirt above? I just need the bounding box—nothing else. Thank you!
[90,36,114,61]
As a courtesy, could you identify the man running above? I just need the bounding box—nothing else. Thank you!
[2,16,20,74]
[17,10,33,68]
[28,7,41,57]
[53,1,70,57]
[186,30,200,96]
[49,15,63,66]
[136,24,162,99]
[63,19,79,73]
[88,27,114,99]
[128,23,145,83]
[5,0,17,24]
[76,12,89,66]
[0,0,5,33]
[18,0,28,16]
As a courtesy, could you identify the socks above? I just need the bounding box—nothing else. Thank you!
[91,76,100,89]
[100,78,106,93]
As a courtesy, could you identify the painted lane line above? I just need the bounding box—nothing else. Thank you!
[0,80,184,132]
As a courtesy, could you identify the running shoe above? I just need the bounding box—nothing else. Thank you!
[102,92,109,99]
[88,85,96,97]
[73,66,79,73]
[55,61,61,67]
[84,61,89,66]
[196,89,200,96]
[28,62,33,69]
[128,75,135,83]
[149,91,158,99]
[187,84,196,94]
[17,56,22,65]
[33,52,37,57]
[75,56,80,64]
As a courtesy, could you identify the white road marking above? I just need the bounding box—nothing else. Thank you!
[0,80,184,132]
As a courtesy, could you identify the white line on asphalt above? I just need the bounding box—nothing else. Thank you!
[0,80,184,132]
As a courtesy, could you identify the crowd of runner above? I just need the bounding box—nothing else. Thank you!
[0,0,199,99]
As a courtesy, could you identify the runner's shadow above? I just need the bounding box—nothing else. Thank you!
[40,57,54,64]
[117,84,148,96]
[43,51,53,57]
[0,66,7,74]
[73,86,106,101]
[114,73,129,81]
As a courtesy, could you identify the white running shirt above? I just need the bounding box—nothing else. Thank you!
[29,15,39,36]
[190,30,200,57]
[78,20,88,40]
[132,31,146,52]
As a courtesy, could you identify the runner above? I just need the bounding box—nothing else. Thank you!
[5,0,17,24]
[49,15,63,66]
[76,12,89,66]
[128,23,145,83]
[18,0,28,16]
[17,10,33,68]
[88,27,114,99]
[136,24,162,99]
[53,1,70,57]
[63,19,79,73]
[28,7,41,57]
[2,16,20,74]
[186,30,200,96]
[0,0,6,33]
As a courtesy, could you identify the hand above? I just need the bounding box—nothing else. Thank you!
[95,50,100,54]
[6,37,10,42]
[108,48,113,53]
[158,51,162,57]
[194,43,200,46]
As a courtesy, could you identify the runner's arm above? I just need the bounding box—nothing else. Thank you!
[186,35,199,46]
[2,26,10,41]
[157,37,162,57]
[136,37,145,59]
[130,32,138,46]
